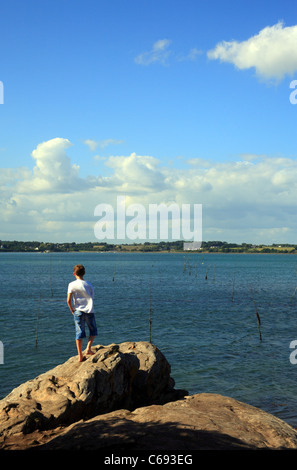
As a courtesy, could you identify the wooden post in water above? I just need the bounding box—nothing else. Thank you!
[250,287,262,341]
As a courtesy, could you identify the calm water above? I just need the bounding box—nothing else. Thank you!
[1,251,297,426]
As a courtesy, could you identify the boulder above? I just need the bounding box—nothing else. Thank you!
[3,394,297,450]
[1,341,297,451]
[37,393,297,450]
[0,342,185,443]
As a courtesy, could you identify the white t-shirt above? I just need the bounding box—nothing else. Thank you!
[67,279,94,313]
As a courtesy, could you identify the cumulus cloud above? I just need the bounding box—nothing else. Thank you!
[207,21,297,81]
[2,138,297,243]
[16,138,87,193]
[104,153,165,192]
[135,39,172,65]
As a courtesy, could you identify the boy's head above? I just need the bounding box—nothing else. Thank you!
[73,264,85,277]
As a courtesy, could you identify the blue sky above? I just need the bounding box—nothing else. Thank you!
[1,0,297,244]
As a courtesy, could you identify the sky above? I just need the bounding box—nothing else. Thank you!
[1,0,297,244]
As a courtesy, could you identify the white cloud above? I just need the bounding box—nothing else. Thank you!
[135,39,172,65]
[105,152,165,192]
[84,138,124,151]
[207,21,297,81]
[98,139,124,149]
[84,139,98,151]
[2,139,297,244]
[17,138,87,193]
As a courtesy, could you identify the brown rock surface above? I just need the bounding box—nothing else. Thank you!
[0,341,185,446]
[3,393,297,450]
[1,342,297,451]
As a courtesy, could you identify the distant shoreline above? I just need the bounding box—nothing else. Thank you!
[1,240,297,254]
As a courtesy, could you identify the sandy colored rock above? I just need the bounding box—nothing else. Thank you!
[37,394,297,450]
[0,342,185,443]
[1,341,297,451]
[4,393,297,450]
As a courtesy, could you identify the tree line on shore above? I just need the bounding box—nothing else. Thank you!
[1,240,297,253]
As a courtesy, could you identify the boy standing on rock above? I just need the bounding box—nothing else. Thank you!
[67,264,98,362]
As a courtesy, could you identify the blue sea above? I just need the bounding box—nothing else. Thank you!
[1,251,297,427]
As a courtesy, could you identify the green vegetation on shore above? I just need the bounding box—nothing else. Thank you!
[1,240,297,253]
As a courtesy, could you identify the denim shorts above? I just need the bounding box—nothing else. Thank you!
[74,310,98,340]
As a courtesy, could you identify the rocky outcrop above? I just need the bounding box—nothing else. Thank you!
[3,393,297,451]
[1,341,297,450]
[0,342,185,444]
[36,394,297,450]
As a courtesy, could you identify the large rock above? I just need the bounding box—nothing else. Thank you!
[0,342,185,444]
[37,394,297,451]
[3,394,297,450]
[2,341,297,451]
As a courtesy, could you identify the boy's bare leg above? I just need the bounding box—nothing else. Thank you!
[86,336,95,355]
[76,339,85,362]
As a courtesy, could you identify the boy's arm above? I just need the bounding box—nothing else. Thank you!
[67,293,74,314]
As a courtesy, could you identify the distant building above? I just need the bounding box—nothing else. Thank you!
[183,242,201,251]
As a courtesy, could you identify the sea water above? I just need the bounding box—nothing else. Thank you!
[1,251,297,426]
